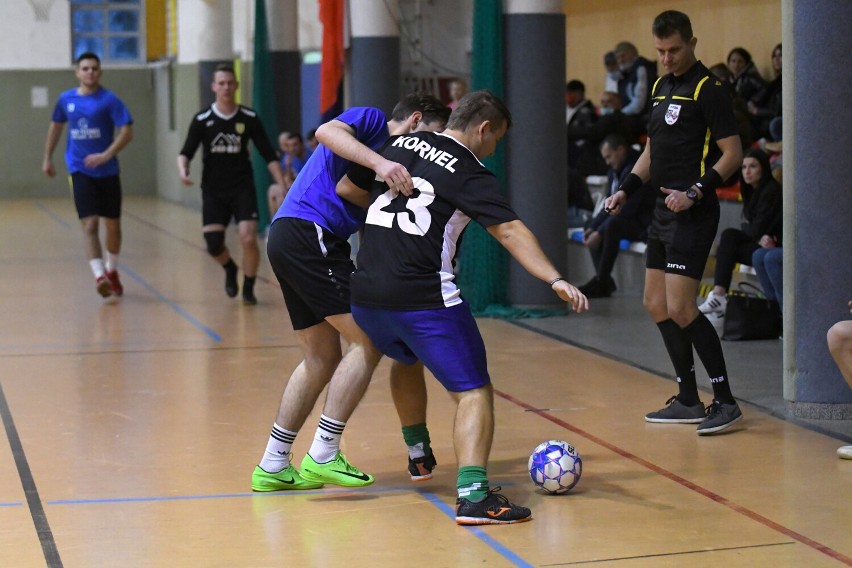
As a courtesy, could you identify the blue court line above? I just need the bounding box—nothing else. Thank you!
[48,484,532,567]
[420,492,534,568]
[0,502,23,507]
[34,202,222,343]
[35,202,71,230]
[118,264,222,342]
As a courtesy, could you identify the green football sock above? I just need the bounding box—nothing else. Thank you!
[401,423,432,457]
[457,466,489,502]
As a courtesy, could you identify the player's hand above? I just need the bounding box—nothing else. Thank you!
[42,158,55,178]
[375,158,414,196]
[83,152,110,169]
[178,169,194,186]
[661,187,694,212]
[552,280,589,314]
[603,190,626,215]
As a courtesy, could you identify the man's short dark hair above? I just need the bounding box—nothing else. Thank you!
[601,133,629,151]
[391,92,451,128]
[287,133,304,143]
[76,52,100,65]
[565,80,585,94]
[214,63,236,76]
[652,10,693,42]
[445,90,512,132]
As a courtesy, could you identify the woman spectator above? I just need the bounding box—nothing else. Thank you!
[727,47,765,108]
[748,43,783,141]
[699,149,782,317]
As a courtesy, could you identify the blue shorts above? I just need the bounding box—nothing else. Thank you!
[70,173,122,219]
[351,303,490,392]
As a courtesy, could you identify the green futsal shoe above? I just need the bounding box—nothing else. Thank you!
[251,465,325,492]
[299,452,375,487]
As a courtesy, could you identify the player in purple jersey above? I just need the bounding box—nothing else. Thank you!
[342,91,589,525]
[42,52,133,299]
[251,94,452,493]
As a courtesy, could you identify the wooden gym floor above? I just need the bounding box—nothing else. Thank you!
[0,197,850,567]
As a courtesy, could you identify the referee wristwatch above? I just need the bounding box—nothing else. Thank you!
[685,187,701,201]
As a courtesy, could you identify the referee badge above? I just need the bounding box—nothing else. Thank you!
[665,104,681,125]
[235,122,245,134]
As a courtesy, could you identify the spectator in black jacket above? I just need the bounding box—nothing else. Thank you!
[699,149,782,317]
[579,134,655,298]
[748,43,782,141]
[727,47,765,107]
[614,41,657,137]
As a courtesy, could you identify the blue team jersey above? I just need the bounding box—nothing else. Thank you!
[275,107,389,238]
[51,87,133,178]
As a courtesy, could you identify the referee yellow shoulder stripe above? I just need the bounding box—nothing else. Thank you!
[693,76,710,100]
[651,76,664,97]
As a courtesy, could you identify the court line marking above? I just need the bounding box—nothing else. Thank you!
[122,208,277,287]
[508,319,852,445]
[541,541,795,565]
[495,388,852,567]
[35,201,222,343]
[0,382,63,567]
[420,491,534,568]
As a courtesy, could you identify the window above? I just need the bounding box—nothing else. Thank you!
[70,0,145,64]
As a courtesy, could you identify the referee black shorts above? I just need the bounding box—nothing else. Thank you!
[71,173,122,219]
[201,186,259,226]
[646,202,719,281]
[267,217,354,330]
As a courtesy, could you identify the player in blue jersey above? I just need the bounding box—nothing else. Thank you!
[42,52,133,298]
[251,94,451,493]
[341,90,589,524]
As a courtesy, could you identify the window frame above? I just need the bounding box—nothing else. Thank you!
[70,1,147,65]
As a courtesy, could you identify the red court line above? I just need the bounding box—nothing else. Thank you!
[495,388,852,566]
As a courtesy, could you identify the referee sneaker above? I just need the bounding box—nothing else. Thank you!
[605,10,744,434]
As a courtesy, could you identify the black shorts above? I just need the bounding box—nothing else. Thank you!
[267,217,354,330]
[71,173,122,219]
[646,200,719,280]
[201,186,259,226]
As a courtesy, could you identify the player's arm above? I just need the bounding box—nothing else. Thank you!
[316,119,414,195]
[605,140,651,214]
[486,219,589,313]
[336,175,373,209]
[42,121,65,178]
[177,120,202,186]
[83,124,133,169]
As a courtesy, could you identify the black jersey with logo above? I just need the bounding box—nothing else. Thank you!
[179,104,277,193]
[648,60,739,204]
[349,131,518,310]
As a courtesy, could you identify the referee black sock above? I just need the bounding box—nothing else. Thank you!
[684,314,735,404]
[656,319,700,406]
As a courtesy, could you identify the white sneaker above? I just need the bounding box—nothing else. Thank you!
[838,445,852,459]
[698,291,727,315]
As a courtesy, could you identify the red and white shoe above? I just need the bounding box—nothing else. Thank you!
[95,276,113,298]
[105,270,124,296]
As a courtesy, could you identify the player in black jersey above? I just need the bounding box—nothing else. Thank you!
[177,64,286,305]
[606,10,744,434]
[341,91,589,524]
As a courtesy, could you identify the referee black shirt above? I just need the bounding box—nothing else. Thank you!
[647,60,739,206]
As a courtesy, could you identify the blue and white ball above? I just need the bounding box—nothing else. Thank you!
[528,439,582,494]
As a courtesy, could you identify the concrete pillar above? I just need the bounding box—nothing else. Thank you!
[349,0,400,114]
[783,0,852,418]
[177,0,233,108]
[267,0,301,136]
[504,0,567,307]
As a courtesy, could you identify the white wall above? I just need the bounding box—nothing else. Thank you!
[0,1,71,69]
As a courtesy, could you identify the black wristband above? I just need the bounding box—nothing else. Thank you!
[549,277,565,286]
[618,173,643,197]
[695,169,724,194]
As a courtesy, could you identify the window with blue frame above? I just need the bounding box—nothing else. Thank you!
[71,0,144,64]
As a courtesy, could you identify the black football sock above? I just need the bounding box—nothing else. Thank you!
[656,319,700,406]
[684,314,735,404]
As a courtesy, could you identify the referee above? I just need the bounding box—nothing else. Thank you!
[606,10,744,434]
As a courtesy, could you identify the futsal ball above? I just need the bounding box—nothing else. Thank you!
[528,439,582,494]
